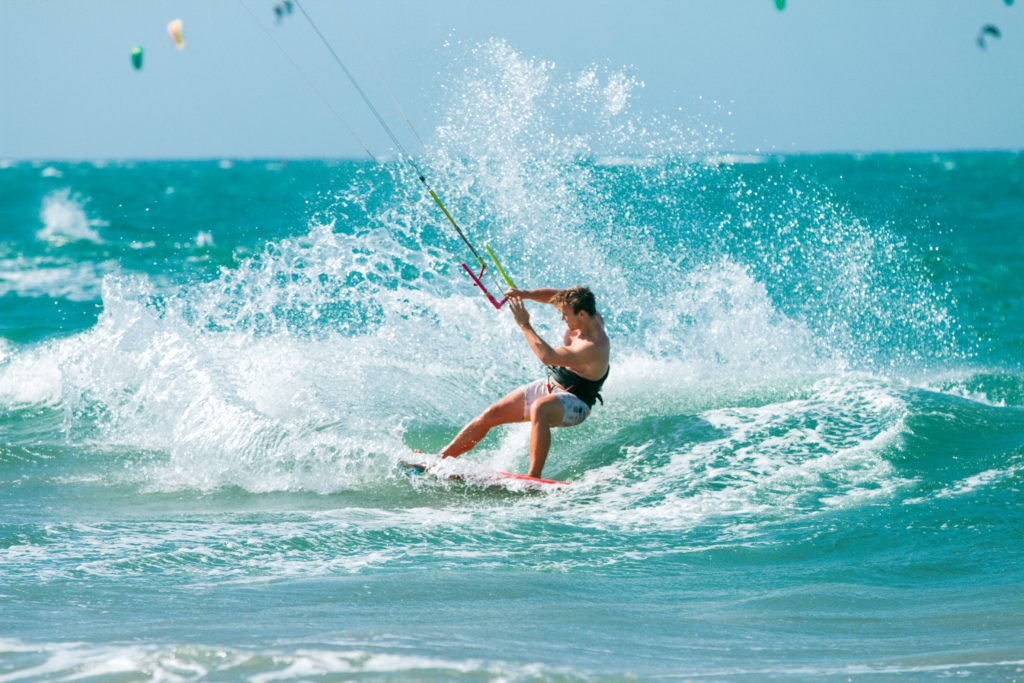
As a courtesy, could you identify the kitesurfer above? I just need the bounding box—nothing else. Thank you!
[130,46,144,71]
[978,24,1002,49]
[440,286,610,477]
[274,1,294,23]
[167,19,185,50]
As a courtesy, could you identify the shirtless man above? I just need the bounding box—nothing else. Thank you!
[440,286,610,477]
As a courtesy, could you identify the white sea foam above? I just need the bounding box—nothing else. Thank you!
[0,638,586,682]
[0,255,111,301]
[930,464,1024,500]
[36,188,106,246]
[704,153,771,166]
[0,340,66,407]
[574,375,910,531]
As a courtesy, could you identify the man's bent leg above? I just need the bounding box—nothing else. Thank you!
[441,388,526,458]
[528,394,565,478]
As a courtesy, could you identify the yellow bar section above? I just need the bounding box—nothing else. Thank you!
[485,243,516,289]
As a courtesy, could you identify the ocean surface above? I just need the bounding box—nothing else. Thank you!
[4,46,1024,681]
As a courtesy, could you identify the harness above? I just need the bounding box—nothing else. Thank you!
[546,365,610,408]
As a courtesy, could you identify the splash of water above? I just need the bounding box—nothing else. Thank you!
[37,188,105,246]
[3,40,956,500]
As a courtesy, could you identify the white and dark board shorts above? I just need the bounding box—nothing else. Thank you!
[519,378,591,427]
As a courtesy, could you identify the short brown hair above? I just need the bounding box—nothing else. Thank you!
[552,286,597,316]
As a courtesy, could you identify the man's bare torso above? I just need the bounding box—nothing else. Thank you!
[561,314,610,381]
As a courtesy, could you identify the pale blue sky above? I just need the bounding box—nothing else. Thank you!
[1,0,1021,159]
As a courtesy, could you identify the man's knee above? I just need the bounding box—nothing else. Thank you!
[530,396,563,426]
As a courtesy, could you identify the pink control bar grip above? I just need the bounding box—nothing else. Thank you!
[461,263,508,309]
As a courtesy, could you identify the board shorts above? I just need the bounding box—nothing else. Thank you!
[520,378,591,428]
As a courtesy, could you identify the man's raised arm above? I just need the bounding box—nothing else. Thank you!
[504,288,561,305]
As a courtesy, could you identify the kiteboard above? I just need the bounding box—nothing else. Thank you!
[399,457,571,492]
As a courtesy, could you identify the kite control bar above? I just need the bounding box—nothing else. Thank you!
[461,243,517,309]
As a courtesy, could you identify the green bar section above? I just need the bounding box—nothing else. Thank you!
[485,243,516,289]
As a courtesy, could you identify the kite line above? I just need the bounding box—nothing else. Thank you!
[243,0,516,308]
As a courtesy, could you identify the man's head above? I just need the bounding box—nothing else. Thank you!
[552,286,597,316]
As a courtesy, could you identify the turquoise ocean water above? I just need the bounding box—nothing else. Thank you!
[3,45,1024,681]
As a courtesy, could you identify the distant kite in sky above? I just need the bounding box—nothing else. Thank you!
[977,24,1002,49]
[775,0,786,9]
[274,1,294,23]
[167,19,185,50]
[130,45,143,70]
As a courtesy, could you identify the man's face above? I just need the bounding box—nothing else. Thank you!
[559,305,584,330]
